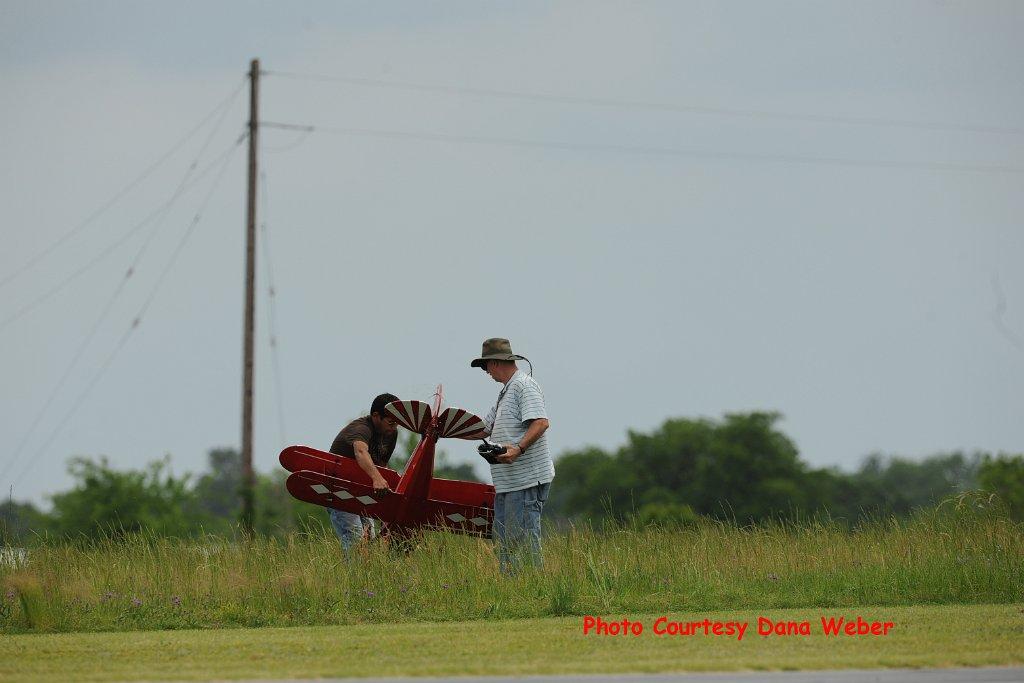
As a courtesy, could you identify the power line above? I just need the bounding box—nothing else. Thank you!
[0,77,246,293]
[263,69,1024,137]
[260,121,1024,175]
[264,128,314,154]
[991,272,1024,352]
[259,170,288,447]
[121,82,245,291]
[7,139,244,489]
[0,137,245,335]
[135,144,241,323]
[0,128,246,484]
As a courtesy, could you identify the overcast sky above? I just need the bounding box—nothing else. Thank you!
[2,1,1022,508]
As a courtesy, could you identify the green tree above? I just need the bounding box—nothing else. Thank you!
[978,453,1024,520]
[546,446,638,520]
[547,414,991,525]
[618,412,809,522]
[846,452,981,518]
[192,447,242,524]
[0,498,48,544]
[547,412,842,523]
[254,469,327,535]
[190,448,326,536]
[48,456,200,538]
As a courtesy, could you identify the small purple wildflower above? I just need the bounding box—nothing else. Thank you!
[131,597,143,607]
[99,591,116,603]
[171,596,182,607]
[364,590,375,598]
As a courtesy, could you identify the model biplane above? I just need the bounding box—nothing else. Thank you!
[279,386,496,538]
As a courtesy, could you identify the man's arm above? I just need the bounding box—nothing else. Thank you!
[352,440,391,493]
[496,418,549,464]
[480,406,495,438]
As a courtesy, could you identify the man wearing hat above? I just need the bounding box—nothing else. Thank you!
[472,338,554,572]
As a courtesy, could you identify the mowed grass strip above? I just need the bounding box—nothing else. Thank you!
[2,604,1022,682]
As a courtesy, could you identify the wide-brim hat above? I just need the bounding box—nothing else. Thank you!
[470,338,526,368]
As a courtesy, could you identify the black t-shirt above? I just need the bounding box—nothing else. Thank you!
[329,416,398,467]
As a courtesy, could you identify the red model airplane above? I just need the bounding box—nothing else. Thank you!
[279,386,496,538]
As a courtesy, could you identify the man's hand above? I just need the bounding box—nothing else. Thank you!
[496,444,523,464]
[371,474,391,495]
[353,441,391,495]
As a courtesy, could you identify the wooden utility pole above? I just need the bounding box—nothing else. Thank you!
[240,58,259,535]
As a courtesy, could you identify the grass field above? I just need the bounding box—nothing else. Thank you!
[2,603,1022,682]
[1,500,1020,634]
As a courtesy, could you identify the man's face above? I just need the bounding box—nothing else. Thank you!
[483,359,502,383]
[372,412,399,436]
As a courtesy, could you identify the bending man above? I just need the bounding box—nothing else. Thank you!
[328,392,400,552]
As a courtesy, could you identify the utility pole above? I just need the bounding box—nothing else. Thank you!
[240,58,259,536]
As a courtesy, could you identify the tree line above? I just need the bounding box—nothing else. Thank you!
[548,412,1020,525]
[2,412,1021,542]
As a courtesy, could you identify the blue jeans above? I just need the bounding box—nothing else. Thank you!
[328,508,376,553]
[493,482,550,574]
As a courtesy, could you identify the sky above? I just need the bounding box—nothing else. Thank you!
[1,1,1022,508]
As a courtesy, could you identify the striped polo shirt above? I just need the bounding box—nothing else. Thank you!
[484,370,554,493]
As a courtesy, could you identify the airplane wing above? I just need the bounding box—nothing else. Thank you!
[279,445,401,489]
[385,400,432,434]
[421,498,494,538]
[428,476,495,508]
[287,468,495,538]
[435,406,488,439]
[286,469,402,520]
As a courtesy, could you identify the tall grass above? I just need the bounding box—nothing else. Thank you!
[1,496,1020,634]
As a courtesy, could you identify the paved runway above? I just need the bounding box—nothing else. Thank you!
[236,667,1024,683]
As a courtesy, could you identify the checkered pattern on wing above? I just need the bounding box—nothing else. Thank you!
[424,498,493,538]
[285,470,400,520]
[385,400,432,434]
[436,406,487,439]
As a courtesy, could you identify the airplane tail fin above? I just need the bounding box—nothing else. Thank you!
[386,400,432,434]
[436,406,487,439]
